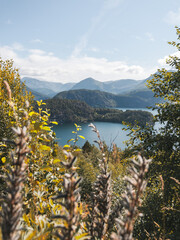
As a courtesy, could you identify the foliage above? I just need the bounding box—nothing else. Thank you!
[0,59,33,163]
[1,104,30,240]
[0,71,150,239]
[125,27,180,239]
[111,155,151,240]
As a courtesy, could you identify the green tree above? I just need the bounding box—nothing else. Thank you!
[127,27,180,239]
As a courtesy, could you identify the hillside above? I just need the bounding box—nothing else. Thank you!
[21,77,75,97]
[26,86,49,100]
[54,89,117,108]
[54,89,157,108]
[71,77,145,94]
[43,98,153,126]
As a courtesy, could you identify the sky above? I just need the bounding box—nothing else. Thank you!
[0,0,180,83]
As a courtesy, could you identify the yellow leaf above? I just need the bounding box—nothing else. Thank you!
[41,179,46,183]
[40,166,53,172]
[42,110,50,116]
[53,159,61,164]
[63,144,70,148]
[25,230,37,240]
[75,233,89,240]
[42,116,48,121]
[0,144,7,147]
[78,135,85,139]
[23,214,31,226]
[49,198,54,206]
[29,111,39,116]
[74,149,82,152]
[51,121,58,125]
[37,100,42,106]
[1,157,6,163]
[41,126,51,131]
[40,145,51,151]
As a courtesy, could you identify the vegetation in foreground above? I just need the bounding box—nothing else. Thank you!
[0,27,179,239]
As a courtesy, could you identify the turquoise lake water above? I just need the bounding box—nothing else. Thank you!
[53,108,159,149]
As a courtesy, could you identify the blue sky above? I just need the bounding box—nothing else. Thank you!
[0,0,180,83]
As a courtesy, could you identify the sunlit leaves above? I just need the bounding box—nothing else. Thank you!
[78,135,85,139]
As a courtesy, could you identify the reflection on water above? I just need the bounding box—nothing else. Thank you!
[53,108,160,149]
[53,122,129,149]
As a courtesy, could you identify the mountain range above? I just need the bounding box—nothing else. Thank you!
[21,75,157,108]
[21,77,75,98]
[70,77,148,94]
[22,75,152,97]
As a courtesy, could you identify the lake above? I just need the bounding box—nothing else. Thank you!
[53,108,159,150]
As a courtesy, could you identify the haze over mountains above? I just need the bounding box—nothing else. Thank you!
[22,75,151,97]
[70,77,148,94]
[21,75,157,108]
[21,77,75,98]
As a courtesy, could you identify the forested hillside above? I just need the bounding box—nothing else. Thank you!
[42,98,153,126]
[54,88,157,108]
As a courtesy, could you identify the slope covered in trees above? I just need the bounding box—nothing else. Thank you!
[54,88,157,108]
[43,98,153,126]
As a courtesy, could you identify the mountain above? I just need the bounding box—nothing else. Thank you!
[54,89,157,108]
[21,77,75,97]
[54,89,116,107]
[71,77,145,94]
[26,86,49,100]
[22,74,153,99]
[71,77,104,91]
[22,74,157,104]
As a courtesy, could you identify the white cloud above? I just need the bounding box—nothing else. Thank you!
[89,47,99,53]
[158,51,180,68]
[146,32,155,42]
[12,43,25,51]
[31,39,43,43]
[166,8,180,25]
[0,45,18,59]
[0,44,154,83]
